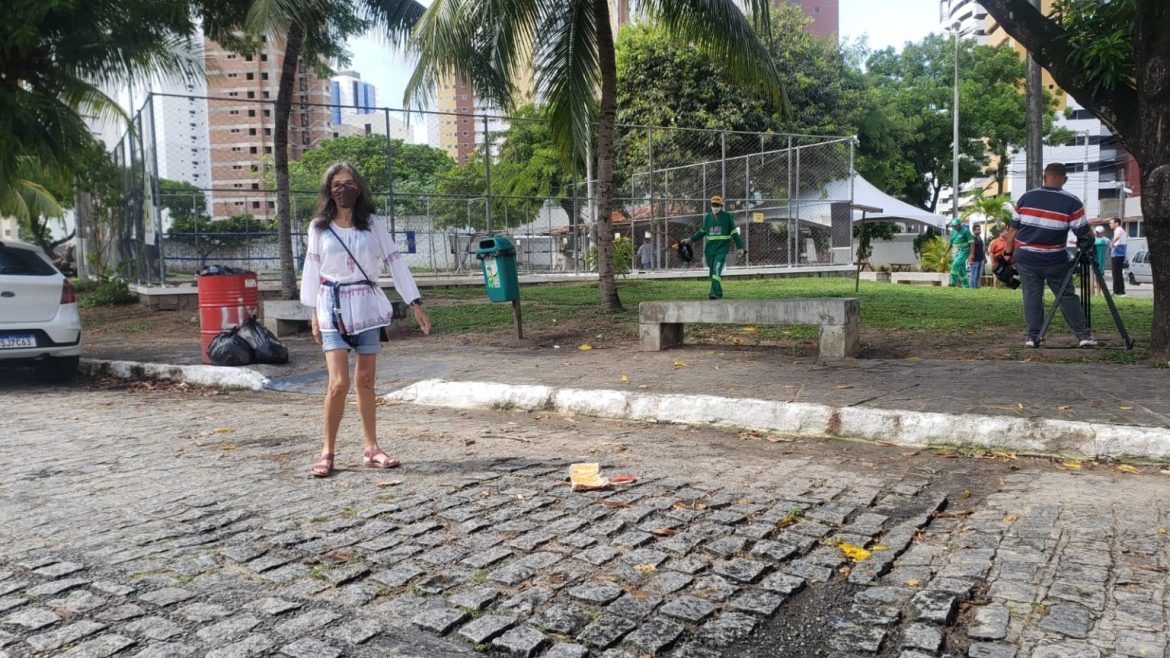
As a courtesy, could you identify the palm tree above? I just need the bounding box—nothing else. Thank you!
[205,0,425,299]
[960,188,1013,236]
[406,0,788,312]
[1,0,201,226]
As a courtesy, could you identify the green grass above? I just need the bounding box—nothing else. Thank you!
[422,276,1154,339]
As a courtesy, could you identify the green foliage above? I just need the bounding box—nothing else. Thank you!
[1051,0,1136,94]
[853,220,900,263]
[168,213,275,248]
[913,227,940,257]
[159,178,207,221]
[919,236,953,273]
[961,190,1014,235]
[287,135,454,219]
[80,278,136,307]
[588,236,635,276]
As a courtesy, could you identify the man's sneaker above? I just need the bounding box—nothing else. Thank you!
[1024,337,1038,348]
[1078,336,1098,348]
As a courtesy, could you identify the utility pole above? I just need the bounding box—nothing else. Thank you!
[1025,0,1044,189]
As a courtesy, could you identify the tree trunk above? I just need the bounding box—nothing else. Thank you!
[274,22,303,300]
[1024,0,1044,190]
[592,0,622,312]
[74,189,92,280]
[1135,0,1170,353]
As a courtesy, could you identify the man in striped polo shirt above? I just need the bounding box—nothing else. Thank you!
[1001,163,1097,348]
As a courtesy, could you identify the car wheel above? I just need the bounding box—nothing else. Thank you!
[37,355,80,383]
[1128,271,1138,285]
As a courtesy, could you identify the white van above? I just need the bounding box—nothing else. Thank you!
[1128,249,1152,285]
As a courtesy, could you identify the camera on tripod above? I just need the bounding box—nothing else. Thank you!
[993,260,1020,289]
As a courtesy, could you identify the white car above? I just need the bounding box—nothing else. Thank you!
[0,240,82,382]
[1128,249,1153,286]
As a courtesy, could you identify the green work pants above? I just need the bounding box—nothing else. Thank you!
[950,252,970,288]
[708,252,727,299]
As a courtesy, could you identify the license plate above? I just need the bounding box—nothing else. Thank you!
[0,334,35,349]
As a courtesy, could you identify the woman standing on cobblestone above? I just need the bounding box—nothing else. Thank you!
[299,163,431,477]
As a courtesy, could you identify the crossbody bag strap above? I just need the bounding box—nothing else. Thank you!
[326,225,376,285]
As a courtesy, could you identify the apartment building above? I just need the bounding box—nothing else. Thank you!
[786,0,839,39]
[204,36,332,219]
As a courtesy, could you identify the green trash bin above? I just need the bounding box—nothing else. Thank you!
[476,236,520,302]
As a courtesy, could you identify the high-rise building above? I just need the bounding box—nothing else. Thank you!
[785,0,839,39]
[330,71,377,126]
[203,36,332,219]
[939,0,987,40]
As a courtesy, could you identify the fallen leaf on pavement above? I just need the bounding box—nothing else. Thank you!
[634,563,657,573]
[1061,460,1083,469]
[1120,405,1134,410]
[217,443,236,451]
[602,501,632,509]
[906,579,921,587]
[375,480,402,488]
[835,384,854,389]
[837,543,871,562]
[649,528,677,537]
[638,384,649,389]
[1003,514,1019,522]
[672,360,687,367]
[213,428,233,433]
[579,344,592,351]
[620,374,630,383]
[990,451,1018,460]
[1057,405,1071,411]
[1117,464,1142,474]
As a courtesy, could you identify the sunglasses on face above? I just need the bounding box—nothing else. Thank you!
[331,181,357,192]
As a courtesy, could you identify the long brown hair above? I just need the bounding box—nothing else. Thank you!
[312,162,376,230]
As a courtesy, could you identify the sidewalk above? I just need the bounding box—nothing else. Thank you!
[81,334,1170,461]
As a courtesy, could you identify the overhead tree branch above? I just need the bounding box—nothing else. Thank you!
[980,0,1140,146]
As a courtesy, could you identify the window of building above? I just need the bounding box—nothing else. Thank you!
[250,165,259,173]
[264,128,272,136]
[246,91,255,99]
[228,92,238,97]
[268,201,275,209]
[245,54,253,62]
[230,128,239,134]
[263,109,271,117]
[250,146,258,154]
[262,91,270,99]
[265,146,273,154]
[251,183,260,190]
[247,109,256,117]
[246,73,254,80]
[232,165,242,170]
[252,201,261,209]
[249,128,257,135]
[232,147,241,152]
[228,73,238,79]
[260,54,268,62]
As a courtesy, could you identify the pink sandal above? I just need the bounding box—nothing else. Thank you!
[363,449,400,469]
[311,453,334,478]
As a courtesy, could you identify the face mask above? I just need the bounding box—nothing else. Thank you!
[331,183,359,209]
[712,206,723,214]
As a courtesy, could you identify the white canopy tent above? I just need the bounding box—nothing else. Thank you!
[795,174,951,230]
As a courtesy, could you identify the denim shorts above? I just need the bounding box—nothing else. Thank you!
[321,328,381,354]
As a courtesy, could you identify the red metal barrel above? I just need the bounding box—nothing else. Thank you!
[197,273,259,364]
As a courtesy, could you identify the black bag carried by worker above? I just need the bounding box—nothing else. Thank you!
[237,315,289,364]
[206,327,254,366]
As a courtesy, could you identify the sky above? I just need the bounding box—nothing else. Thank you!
[347,0,946,118]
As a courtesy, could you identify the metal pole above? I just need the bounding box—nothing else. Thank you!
[572,165,579,273]
[1082,130,1090,206]
[787,135,793,266]
[720,131,727,200]
[1025,0,1045,190]
[146,93,167,286]
[794,145,802,265]
[849,137,857,264]
[744,155,750,268]
[483,114,492,234]
[952,26,961,222]
[385,109,396,235]
[647,127,654,270]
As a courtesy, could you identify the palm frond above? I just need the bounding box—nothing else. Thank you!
[404,0,540,112]
[639,0,790,117]
[358,0,427,47]
[535,0,599,166]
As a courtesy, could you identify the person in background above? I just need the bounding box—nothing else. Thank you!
[968,224,986,289]
[637,239,652,273]
[1109,217,1127,296]
[1093,225,1110,295]
[948,218,974,288]
[300,162,432,478]
[1001,162,1095,348]
[683,195,743,299]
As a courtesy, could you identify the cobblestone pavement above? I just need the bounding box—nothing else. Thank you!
[3,379,1170,657]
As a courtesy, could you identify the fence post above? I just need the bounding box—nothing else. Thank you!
[794,144,802,266]
[849,138,857,264]
[384,109,397,236]
[571,164,579,274]
[146,93,167,286]
[744,154,750,269]
[483,114,492,234]
[787,135,794,266]
[646,126,654,271]
[720,130,727,201]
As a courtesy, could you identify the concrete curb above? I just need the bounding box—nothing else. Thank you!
[383,379,1170,462]
[80,359,271,391]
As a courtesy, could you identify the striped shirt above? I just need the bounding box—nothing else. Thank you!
[1012,186,1088,266]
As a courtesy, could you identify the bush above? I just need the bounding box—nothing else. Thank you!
[913,227,940,257]
[918,236,953,273]
[70,277,100,294]
[80,278,137,307]
[586,236,635,276]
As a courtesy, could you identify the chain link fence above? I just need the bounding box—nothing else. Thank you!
[105,94,855,285]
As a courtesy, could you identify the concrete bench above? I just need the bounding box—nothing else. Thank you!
[262,299,411,337]
[639,298,860,358]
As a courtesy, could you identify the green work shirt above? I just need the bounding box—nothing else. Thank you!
[690,210,744,257]
[949,225,973,258]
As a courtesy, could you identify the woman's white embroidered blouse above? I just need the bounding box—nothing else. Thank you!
[299,215,420,334]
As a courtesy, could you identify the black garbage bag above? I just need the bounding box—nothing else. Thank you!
[207,327,254,366]
[197,264,254,276]
[237,315,289,364]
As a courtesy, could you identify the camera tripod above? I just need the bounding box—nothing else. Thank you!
[1036,243,1134,349]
